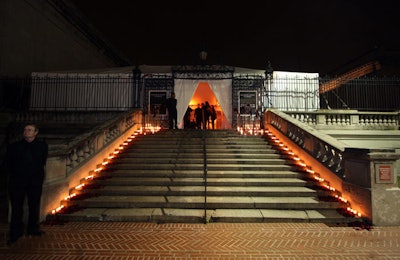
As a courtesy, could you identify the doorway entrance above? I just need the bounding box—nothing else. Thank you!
[181,82,229,130]
[175,79,232,129]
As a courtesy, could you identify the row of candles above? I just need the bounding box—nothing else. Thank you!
[262,129,362,218]
[51,125,161,215]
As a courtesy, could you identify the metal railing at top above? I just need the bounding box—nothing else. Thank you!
[1,76,399,112]
[318,76,400,111]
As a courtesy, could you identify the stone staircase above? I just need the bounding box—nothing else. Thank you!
[49,129,358,224]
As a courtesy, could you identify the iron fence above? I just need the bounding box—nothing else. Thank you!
[1,76,399,112]
[319,77,400,111]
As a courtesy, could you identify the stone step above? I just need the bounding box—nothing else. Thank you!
[133,136,268,142]
[98,169,301,178]
[106,163,295,171]
[63,195,343,210]
[87,177,309,187]
[118,153,282,159]
[121,148,279,155]
[74,185,329,197]
[113,157,289,165]
[50,208,353,223]
[128,144,273,149]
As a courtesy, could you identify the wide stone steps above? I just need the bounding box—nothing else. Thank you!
[85,177,307,186]
[49,129,357,224]
[105,164,294,171]
[54,208,348,223]
[120,152,280,157]
[94,169,301,178]
[120,149,279,156]
[113,157,288,165]
[62,196,342,209]
[71,184,332,197]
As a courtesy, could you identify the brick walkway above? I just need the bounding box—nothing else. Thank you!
[0,221,399,259]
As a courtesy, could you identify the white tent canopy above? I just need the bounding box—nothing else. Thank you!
[268,71,320,111]
[174,79,232,129]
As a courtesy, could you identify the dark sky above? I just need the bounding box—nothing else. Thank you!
[69,0,399,75]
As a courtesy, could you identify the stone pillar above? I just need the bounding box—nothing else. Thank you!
[40,154,69,222]
[368,151,400,226]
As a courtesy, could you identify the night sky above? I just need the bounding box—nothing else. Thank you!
[69,0,399,75]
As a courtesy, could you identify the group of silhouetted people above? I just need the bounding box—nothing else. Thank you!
[164,92,218,130]
[188,101,217,130]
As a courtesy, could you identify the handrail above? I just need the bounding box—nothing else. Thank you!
[201,110,208,224]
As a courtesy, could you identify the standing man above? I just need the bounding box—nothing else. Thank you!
[6,123,48,245]
[194,103,203,129]
[183,106,193,129]
[165,92,178,129]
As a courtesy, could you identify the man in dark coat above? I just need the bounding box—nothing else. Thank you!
[6,123,48,245]
[165,92,178,129]
[194,104,203,129]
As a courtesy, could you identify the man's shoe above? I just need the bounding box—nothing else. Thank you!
[27,230,45,237]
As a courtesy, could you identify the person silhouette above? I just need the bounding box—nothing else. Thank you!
[203,101,211,129]
[165,92,178,129]
[194,104,203,129]
[184,106,193,129]
[6,123,48,245]
[210,105,217,129]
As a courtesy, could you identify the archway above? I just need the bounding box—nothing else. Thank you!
[183,82,229,129]
[175,79,232,129]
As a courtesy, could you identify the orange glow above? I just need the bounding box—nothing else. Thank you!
[264,130,362,218]
[64,193,76,201]
[102,158,109,164]
[75,183,85,190]
[189,82,219,107]
[50,126,160,216]
[185,82,230,129]
[51,205,64,214]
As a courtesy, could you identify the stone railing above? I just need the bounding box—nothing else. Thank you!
[285,109,399,130]
[265,108,400,226]
[266,109,347,177]
[63,111,140,175]
[38,109,144,221]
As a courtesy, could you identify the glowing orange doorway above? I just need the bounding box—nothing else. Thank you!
[184,82,229,129]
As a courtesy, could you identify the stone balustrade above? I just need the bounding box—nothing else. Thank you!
[64,112,138,175]
[286,109,399,130]
[265,108,400,226]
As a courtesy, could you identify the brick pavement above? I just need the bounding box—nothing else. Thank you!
[0,221,399,259]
